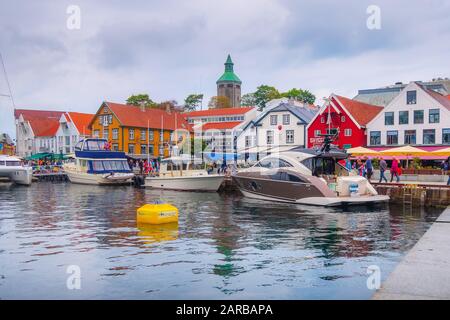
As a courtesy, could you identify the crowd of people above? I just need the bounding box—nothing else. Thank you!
[128,158,159,176]
[345,156,402,183]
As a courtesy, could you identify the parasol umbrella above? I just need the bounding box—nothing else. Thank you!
[430,147,450,157]
[346,146,380,156]
[379,146,429,167]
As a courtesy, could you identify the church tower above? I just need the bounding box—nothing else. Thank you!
[216,54,242,108]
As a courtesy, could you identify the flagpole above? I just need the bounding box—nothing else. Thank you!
[147,119,150,163]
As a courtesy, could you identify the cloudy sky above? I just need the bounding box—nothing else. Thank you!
[1,0,449,138]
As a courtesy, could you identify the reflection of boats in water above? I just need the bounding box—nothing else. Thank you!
[0,155,32,185]
[145,156,224,192]
[233,142,389,207]
[63,138,134,185]
[137,222,178,244]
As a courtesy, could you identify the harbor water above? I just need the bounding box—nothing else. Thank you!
[0,182,442,299]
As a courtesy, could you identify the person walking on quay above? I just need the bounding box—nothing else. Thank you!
[446,157,450,185]
[390,157,400,183]
[345,158,352,172]
[365,157,373,181]
[357,158,364,176]
[379,157,388,183]
[138,159,144,175]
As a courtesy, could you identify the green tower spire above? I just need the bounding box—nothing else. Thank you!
[216,54,241,84]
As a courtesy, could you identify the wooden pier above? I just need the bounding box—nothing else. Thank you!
[372,182,450,207]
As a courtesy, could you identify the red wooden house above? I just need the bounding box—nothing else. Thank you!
[307,94,383,149]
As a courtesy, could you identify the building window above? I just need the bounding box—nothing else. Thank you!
[387,131,398,145]
[314,130,321,137]
[112,143,119,151]
[270,115,278,125]
[321,117,325,123]
[149,130,154,141]
[103,129,109,140]
[128,144,135,154]
[423,129,435,144]
[140,130,146,141]
[245,136,252,148]
[112,128,118,140]
[108,115,113,124]
[266,130,274,145]
[414,110,424,124]
[404,130,416,145]
[149,145,154,155]
[326,128,338,135]
[283,114,290,125]
[129,128,135,140]
[429,109,440,123]
[443,129,450,145]
[140,144,147,154]
[370,131,381,145]
[399,111,409,124]
[159,130,164,142]
[344,129,352,136]
[286,130,294,144]
[93,130,100,138]
[103,106,108,113]
[341,116,346,122]
[384,112,394,125]
[406,90,417,104]
[98,115,103,125]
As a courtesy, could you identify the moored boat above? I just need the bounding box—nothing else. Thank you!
[145,156,224,191]
[63,138,134,185]
[0,155,33,185]
[233,138,389,206]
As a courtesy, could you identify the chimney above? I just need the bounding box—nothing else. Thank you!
[139,101,146,112]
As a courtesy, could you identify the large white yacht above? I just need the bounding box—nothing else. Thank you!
[145,155,225,191]
[0,155,33,185]
[63,138,134,185]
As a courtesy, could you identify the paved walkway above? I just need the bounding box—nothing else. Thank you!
[373,206,450,299]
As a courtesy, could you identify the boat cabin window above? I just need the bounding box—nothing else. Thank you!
[270,172,305,183]
[0,161,5,166]
[74,141,83,151]
[5,161,21,166]
[310,157,335,177]
[91,160,129,171]
[86,140,108,151]
[256,158,293,169]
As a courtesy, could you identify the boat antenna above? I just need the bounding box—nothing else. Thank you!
[0,52,16,108]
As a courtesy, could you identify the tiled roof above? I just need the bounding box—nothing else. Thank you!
[424,89,450,111]
[270,103,317,124]
[67,112,94,135]
[184,107,254,118]
[334,95,383,126]
[103,102,192,131]
[200,121,241,131]
[14,109,65,137]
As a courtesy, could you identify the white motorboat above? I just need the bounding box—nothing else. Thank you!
[145,156,224,192]
[0,155,33,185]
[63,138,134,185]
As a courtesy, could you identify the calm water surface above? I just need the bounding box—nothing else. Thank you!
[0,182,442,299]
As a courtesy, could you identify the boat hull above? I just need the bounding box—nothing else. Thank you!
[145,174,224,191]
[66,171,133,185]
[0,167,33,185]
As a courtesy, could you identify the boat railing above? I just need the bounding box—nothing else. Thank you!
[32,164,65,175]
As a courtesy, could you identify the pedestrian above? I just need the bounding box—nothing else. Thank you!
[138,159,144,175]
[379,157,388,183]
[345,158,352,171]
[390,157,400,183]
[446,157,450,185]
[365,157,373,181]
[357,158,364,176]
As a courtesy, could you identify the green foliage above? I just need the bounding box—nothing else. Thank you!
[412,157,421,169]
[371,157,380,169]
[208,96,231,109]
[240,93,257,107]
[184,94,204,112]
[126,94,156,107]
[253,85,281,110]
[281,88,316,104]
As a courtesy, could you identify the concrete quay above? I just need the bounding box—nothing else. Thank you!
[373,206,450,300]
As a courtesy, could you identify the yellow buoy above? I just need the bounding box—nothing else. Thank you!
[136,203,179,224]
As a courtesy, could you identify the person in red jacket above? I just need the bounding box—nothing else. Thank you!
[390,157,400,183]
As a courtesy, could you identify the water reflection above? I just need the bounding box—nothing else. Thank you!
[0,183,442,299]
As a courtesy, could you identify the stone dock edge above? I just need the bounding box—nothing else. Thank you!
[373,205,450,300]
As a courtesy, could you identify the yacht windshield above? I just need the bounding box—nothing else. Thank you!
[255,158,293,169]
[86,140,108,151]
[5,161,21,166]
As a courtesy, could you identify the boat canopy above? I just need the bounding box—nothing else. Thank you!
[290,146,349,160]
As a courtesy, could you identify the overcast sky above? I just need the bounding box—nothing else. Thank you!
[1,0,449,138]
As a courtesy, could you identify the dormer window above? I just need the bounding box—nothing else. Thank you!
[406,91,417,105]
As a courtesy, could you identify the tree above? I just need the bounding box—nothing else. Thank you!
[155,100,180,112]
[281,88,316,105]
[240,93,257,107]
[184,94,204,112]
[126,94,156,107]
[208,96,231,109]
[253,85,281,110]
